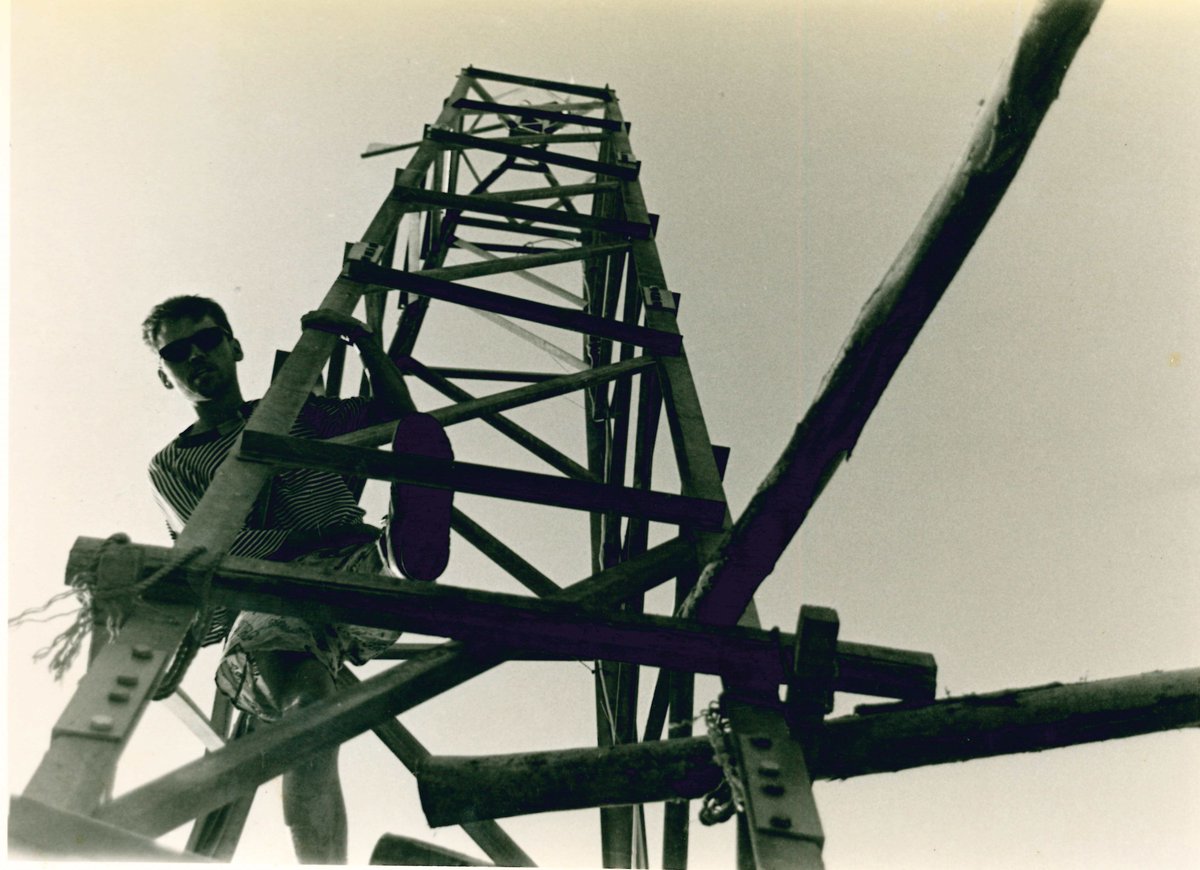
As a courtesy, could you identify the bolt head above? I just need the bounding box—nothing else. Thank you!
[89,715,115,732]
[131,645,153,660]
[750,736,773,750]
[758,761,782,778]
[116,674,139,687]
[769,815,792,830]
[108,690,131,704]
[762,783,786,797]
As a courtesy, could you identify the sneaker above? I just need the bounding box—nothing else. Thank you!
[386,412,454,581]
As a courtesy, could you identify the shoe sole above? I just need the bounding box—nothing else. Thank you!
[388,413,454,581]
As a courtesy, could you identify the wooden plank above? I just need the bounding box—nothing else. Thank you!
[413,667,1200,824]
[427,127,637,180]
[465,65,613,101]
[680,0,1107,626]
[9,796,212,862]
[453,97,626,131]
[416,240,629,286]
[239,431,726,530]
[346,259,682,356]
[429,356,655,427]
[92,538,693,837]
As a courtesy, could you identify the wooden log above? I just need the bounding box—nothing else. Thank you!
[682,0,1107,626]
[416,668,1199,825]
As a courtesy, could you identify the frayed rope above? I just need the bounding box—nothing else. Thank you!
[9,534,209,683]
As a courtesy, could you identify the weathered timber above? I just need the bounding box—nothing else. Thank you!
[465,65,613,101]
[682,0,1106,625]
[427,127,637,180]
[415,668,1199,825]
[91,538,693,837]
[394,186,651,238]
[8,796,210,863]
[346,259,681,355]
[66,539,931,695]
[417,240,629,286]
[239,431,725,530]
[453,97,627,131]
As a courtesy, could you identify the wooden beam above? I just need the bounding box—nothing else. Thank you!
[681,0,1107,626]
[8,796,211,863]
[427,127,637,180]
[238,431,726,530]
[90,538,693,837]
[395,187,651,239]
[347,259,681,355]
[414,668,1200,824]
[417,240,629,286]
[453,97,627,131]
[464,65,613,101]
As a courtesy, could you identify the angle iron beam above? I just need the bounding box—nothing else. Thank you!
[453,97,628,132]
[336,671,536,867]
[419,241,629,285]
[91,537,694,837]
[465,65,613,102]
[453,214,583,241]
[502,131,609,147]
[238,431,726,530]
[394,186,652,239]
[347,259,682,356]
[469,180,619,204]
[427,127,638,180]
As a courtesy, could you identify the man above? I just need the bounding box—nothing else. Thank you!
[143,295,451,863]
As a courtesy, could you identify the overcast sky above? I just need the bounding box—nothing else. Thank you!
[8,1,1199,867]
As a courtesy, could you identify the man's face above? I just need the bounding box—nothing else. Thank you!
[154,315,242,403]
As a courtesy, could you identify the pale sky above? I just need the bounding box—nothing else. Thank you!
[7,1,1199,867]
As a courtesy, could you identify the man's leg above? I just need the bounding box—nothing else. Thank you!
[255,650,348,864]
[385,412,453,581]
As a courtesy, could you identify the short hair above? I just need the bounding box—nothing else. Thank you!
[141,295,234,349]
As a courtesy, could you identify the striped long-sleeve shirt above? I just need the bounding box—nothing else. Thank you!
[148,396,392,560]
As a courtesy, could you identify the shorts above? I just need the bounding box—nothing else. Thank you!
[214,537,403,722]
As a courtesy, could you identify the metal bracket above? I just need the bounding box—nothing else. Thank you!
[53,640,169,742]
[643,284,676,311]
[786,605,840,733]
[723,697,825,869]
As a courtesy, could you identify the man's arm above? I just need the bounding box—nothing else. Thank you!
[301,309,416,413]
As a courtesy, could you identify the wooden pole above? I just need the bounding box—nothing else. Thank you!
[682,0,1107,626]
[415,668,1198,826]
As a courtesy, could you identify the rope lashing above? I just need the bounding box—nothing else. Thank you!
[699,700,745,826]
[9,534,211,689]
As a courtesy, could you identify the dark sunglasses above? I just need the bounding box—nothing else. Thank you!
[158,326,230,363]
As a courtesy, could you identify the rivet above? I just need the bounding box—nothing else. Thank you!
[770,815,792,830]
[108,690,131,704]
[751,736,772,750]
[758,761,781,778]
[116,674,139,687]
[131,645,153,660]
[761,783,786,797]
[89,715,115,732]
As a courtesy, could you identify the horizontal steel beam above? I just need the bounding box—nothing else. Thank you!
[238,431,724,529]
[453,97,627,132]
[427,127,638,180]
[394,186,652,238]
[346,259,682,356]
[465,65,613,101]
